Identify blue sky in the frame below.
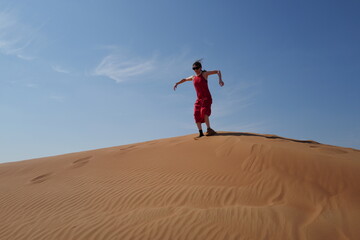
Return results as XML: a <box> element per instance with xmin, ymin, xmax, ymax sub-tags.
<box><xmin>1</xmin><ymin>0</ymin><xmax>359</xmax><ymax>163</ymax></box>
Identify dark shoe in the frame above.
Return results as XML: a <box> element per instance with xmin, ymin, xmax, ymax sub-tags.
<box><xmin>206</xmin><ymin>128</ymin><xmax>217</xmax><ymax>136</ymax></box>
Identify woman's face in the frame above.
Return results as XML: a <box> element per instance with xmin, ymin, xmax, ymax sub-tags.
<box><xmin>192</xmin><ymin>65</ymin><xmax>201</xmax><ymax>74</ymax></box>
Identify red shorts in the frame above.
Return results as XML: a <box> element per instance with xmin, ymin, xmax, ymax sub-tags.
<box><xmin>194</xmin><ymin>98</ymin><xmax>212</xmax><ymax>123</ymax></box>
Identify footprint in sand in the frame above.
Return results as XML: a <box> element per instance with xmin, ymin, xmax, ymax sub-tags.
<box><xmin>30</xmin><ymin>173</ymin><xmax>52</xmax><ymax>184</ymax></box>
<box><xmin>71</xmin><ymin>156</ymin><xmax>92</xmax><ymax>168</ymax></box>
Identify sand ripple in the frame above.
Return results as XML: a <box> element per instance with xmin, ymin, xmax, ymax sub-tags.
<box><xmin>0</xmin><ymin>132</ymin><xmax>359</xmax><ymax>239</ymax></box>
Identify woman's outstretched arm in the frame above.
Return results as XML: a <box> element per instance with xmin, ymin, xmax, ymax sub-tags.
<box><xmin>174</xmin><ymin>76</ymin><xmax>193</xmax><ymax>91</ymax></box>
<box><xmin>204</xmin><ymin>70</ymin><xmax>224</xmax><ymax>87</ymax></box>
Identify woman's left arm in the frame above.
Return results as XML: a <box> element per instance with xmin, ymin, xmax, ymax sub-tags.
<box><xmin>204</xmin><ymin>70</ymin><xmax>224</xmax><ymax>87</ymax></box>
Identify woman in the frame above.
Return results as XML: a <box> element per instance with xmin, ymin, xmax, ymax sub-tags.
<box><xmin>174</xmin><ymin>60</ymin><xmax>224</xmax><ymax>138</ymax></box>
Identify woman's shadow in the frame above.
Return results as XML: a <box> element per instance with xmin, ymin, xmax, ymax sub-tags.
<box><xmin>215</xmin><ymin>132</ymin><xmax>319</xmax><ymax>145</ymax></box>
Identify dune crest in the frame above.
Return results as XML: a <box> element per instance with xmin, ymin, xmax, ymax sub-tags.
<box><xmin>1</xmin><ymin>132</ymin><xmax>359</xmax><ymax>240</ymax></box>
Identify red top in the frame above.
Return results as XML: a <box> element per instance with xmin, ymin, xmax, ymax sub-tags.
<box><xmin>193</xmin><ymin>73</ymin><xmax>212</xmax><ymax>100</ymax></box>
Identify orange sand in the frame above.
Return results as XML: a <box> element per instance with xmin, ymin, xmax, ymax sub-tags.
<box><xmin>0</xmin><ymin>132</ymin><xmax>359</xmax><ymax>240</ymax></box>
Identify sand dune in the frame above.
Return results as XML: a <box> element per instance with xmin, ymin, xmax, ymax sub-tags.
<box><xmin>0</xmin><ymin>132</ymin><xmax>359</xmax><ymax>240</ymax></box>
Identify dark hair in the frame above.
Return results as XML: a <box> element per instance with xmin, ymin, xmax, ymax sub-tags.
<box><xmin>193</xmin><ymin>59</ymin><xmax>206</xmax><ymax>72</ymax></box>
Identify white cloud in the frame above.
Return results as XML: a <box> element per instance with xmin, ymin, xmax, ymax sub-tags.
<box><xmin>26</xmin><ymin>83</ymin><xmax>38</xmax><ymax>88</ymax></box>
<box><xmin>52</xmin><ymin>65</ymin><xmax>70</xmax><ymax>74</ymax></box>
<box><xmin>49</xmin><ymin>95</ymin><xmax>65</xmax><ymax>102</ymax></box>
<box><xmin>212</xmin><ymin>80</ymin><xmax>261</xmax><ymax>119</ymax></box>
<box><xmin>17</xmin><ymin>54</ymin><xmax>36</xmax><ymax>61</ymax></box>
<box><xmin>94</xmin><ymin>54</ymin><xmax>155</xmax><ymax>83</ymax></box>
<box><xmin>0</xmin><ymin>9</ymin><xmax>41</xmax><ymax>60</ymax></box>
<box><xmin>92</xmin><ymin>46</ymin><xmax>196</xmax><ymax>83</ymax></box>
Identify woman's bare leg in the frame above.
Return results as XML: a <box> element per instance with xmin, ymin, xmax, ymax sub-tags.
<box><xmin>204</xmin><ymin>115</ymin><xmax>210</xmax><ymax>129</ymax></box>
<box><xmin>204</xmin><ymin>115</ymin><xmax>216</xmax><ymax>136</ymax></box>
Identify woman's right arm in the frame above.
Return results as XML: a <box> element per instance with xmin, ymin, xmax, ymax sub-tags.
<box><xmin>174</xmin><ymin>76</ymin><xmax>193</xmax><ymax>91</ymax></box>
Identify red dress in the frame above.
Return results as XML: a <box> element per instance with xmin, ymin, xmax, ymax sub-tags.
<box><xmin>193</xmin><ymin>73</ymin><xmax>212</xmax><ymax>123</ymax></box>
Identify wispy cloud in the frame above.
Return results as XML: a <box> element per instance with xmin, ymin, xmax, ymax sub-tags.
<box><xmin>0</xmin><ymin>9</ymin><xmax>42</xmax><ymax>60</ymax></box>
<box><xmin>49</xmin><ymin>95</ymin><xmax>65</xmax><ymax>102</ymax></box>
<box><xmin>94</xmin><ymin>54</ymin><xmax>155</xmax><ymax>83</ymax></box>
<box><xmin>93</xmin><ymin>46</ymin><xmax>195</xmax><ymax>83</ymax></box>
<box><xmin>25</xmin><ymin>83</ymin><xmax>38</xmax><ymax>88</ymax></box>
<box><xmin>212</xmin><ymin>80</ymin><xmax>261</xmax><ymax>118</ymax></box>
<box><xmin>52</xmin><ymin>65</ymin><xmax>70</xmax><ymax>74</ymax></box>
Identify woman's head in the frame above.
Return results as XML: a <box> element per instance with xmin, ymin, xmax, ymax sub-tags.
<box><xmin>192</xmin><ymin>61</ymin><xmax>202</xmax><ymax>70</ymax></box>
<box><xmin>192</xmin><ymin>59</ymin><xmax>203</xmax><ymax>74</ymax></box>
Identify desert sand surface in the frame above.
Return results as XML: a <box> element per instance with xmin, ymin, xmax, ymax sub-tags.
<box><xmin>0</xmin><ymin>132</ymin><xmax>359</xmax><ymax>240</ymax></box>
